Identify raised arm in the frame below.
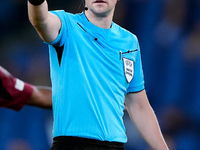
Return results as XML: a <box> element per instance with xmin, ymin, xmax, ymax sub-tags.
<box><xmin>125</xmin><ymin>90</ymin><xmax>169</xmax><ymax>150</ymax></box>
<box><xmin>28</xmin><ymin>0</ymin><xmax>61</xmax><ymax>43</ymax></box>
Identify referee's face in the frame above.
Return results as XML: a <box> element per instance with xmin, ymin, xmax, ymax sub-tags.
<box><xmin>85</xmin><ymin>0</ymin><xmax>118</xmax><ymax>17</ymax></box>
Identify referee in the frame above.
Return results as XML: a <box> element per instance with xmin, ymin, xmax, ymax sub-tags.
<box><xmin>27</xmin><ymin>0</ymin><xmax>169</xmax><ymax>150</ymax></box>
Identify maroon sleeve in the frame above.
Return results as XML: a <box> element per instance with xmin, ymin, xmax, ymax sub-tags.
<box><xmin>0</xmin><ymin>66</ymin><xmax>34</xmax><ymax>111</ymax></box>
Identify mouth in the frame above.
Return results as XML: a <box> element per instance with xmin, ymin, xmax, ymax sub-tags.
<box><xmin>94</xmin><ymin>0</ymin><xmax>106</xmax><ymax>3</ymax></box>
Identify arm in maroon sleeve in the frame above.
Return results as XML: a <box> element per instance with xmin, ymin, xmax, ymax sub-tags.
<box><xmin>27</xmin><ymin>85</ymin><xmax>52</xmax><ymax>109</ymax></box>
<box><xmin>0</xmin><ymin>66</ymin><xmax>52</xmax><ymax>111</ymax></box>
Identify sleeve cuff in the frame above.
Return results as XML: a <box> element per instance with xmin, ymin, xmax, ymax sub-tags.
<box><xmin>127</xmin><ymin>84</ymin><xmax>145</xmax><ymax>94</ymax></box>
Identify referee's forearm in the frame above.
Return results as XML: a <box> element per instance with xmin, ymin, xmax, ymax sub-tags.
<box><xmin>129</xmin><ymin>105</ymin><xmax>168</xmax><ymax>150</ymax></box>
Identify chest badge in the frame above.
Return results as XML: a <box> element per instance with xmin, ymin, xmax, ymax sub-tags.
<box><xmin>123</xmin><ymin>58</ymin><xmax>134</xmax><ymax>83</ymax></box>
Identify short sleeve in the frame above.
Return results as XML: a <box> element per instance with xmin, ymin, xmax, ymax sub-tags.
<box><xmin>127</xmin><ymin>38</ymin><xmax>145</xmax><ymax>93</ymax></box>
<box><xmin>45</xmin><ymin>10</ymin><xmax>70</xmax><ymax>47</ymax></box>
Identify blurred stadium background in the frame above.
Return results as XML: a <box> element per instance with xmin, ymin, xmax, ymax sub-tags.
<box><xmin>1</xmin><ymin>0</ymin><xmax>200</xmax><ymax>149</ymax></box>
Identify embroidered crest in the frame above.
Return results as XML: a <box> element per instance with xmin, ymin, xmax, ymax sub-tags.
<box><xmin>123</xmin><ymin>58</ymin><xmax>134</xmax><ymax>83</ymax></box>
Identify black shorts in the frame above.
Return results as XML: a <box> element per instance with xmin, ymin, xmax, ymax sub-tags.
<box><xmin>50</xmin><ymin>136</ymin><xmax>124</xmax><ymax>150</ymax></box>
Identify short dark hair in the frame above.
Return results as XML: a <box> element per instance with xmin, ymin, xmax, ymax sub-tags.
<box><xmin>78</xmin><ymin>0</ymin><xmax>85</xmax><ymax>10</ymax></box>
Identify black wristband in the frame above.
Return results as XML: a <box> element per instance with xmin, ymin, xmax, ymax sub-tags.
<box><xmin>28</xmin><ymin>0</ymin><xmax>45</xmax><ymax>6</ymax></box>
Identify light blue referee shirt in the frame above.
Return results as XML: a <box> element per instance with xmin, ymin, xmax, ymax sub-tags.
<box><xmin>47</xmin><ymin>10</ymin><xmax>145</xmax><ymax>143</ymax></box>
